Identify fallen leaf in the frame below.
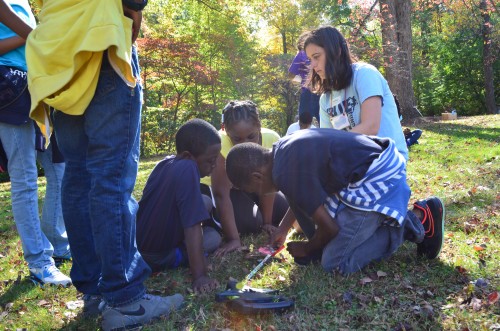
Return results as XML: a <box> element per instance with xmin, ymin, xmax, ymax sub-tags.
<box><xmin>63</xmin><ymin>311</ymin><xmax>77</xmax><ymax>319</ymax></box>
<box><xmin>421</xmin><ymin>302</ymin><xmax>434</xmax><ymax>317</ymax></box>
<box><xmin>488</xmin><ymin>291</ymin><xmax>499</xmax><ymax>305</ymax></box>
<box><xmin>412</xmin><ymin>305</ymin><xmax>421</xmax><ymax>314</ymax></box>
<box><xmin>37</xmin><ymin>300</ymin><xmax>50</xmax><ymax>307</ymax></box>
<box><xmin>441</xmin><ymin>303</ymin><xmax>455</xmax><ymax>310</ymax></box>
<box><xmin>359</xmin><ymin>277</ymin><xmax>373</xmax><ymax>285</ymax></box>
<box><xmin>471</xmin><ymin>297</ymin><xmax>482</xmax><ymax>311</ymax></box>
<box><xmin>66</xmin><ymin>300</ymin><xmax>83</xmax><ymax>310</ymax></box>
<box><xmin>473</xmin><ymin>245</ymin><xmax>484</xmax><ymax>251</ymax></box>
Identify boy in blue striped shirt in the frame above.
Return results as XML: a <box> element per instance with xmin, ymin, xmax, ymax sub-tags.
<box><xmin>225</xmin><ymin>129</ymin><xmax>444</xmax><ymax>274</ymax></box>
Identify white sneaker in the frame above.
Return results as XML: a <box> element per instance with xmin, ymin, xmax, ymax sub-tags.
<box><xmin>29</xmin><ymin>264</ymin><xmax>72</xmax><ymax>287</ymax></box>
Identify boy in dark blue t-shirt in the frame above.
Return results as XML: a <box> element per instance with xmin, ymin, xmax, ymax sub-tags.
<box><xmin>137</xmin><ymin>119</ymin><xmax>222</xmax><ymax>293</ymax></box>
<box><xmin>225</xmin><ymin>129</ymin><xmax>445</xmax><ymax>274</ymax></box>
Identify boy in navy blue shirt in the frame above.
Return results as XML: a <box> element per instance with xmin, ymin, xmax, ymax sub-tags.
<box><xmin>137</xmin><ymin>119</ymin><xmax>222</xmax><ymax>293</ymax></box>
<box><xmin>225</xmin><ymin>129</ymin><xmax>445</xmax><ymax>274</ymax></box>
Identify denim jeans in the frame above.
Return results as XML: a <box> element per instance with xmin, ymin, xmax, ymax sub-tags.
<box><xmin>290</xmin><ymin>201</ymin><xmax>424</xmax><ymax>274</ymax></box>
<box><xmin>141</xmin><ymin>226</ymin><xmax>222</xmax><ymax>273</ymax></box>
<box><xmin>52</xmin><ymin>47</ymin><xmax>150</xmax><ymax>306</ymax></box>
<box><xmin>37</xmin><ymin>143</ymin><xmax>70</xmax><ymax>258</ymax></box>
<box><xmin>0</xmin><ymin>121</ymin><xmax>54</xmax><ymax>269</ymax></box>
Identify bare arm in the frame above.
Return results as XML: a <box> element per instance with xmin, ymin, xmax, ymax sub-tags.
<box><xmin>349</xmin><ymin>96</ymin><xmax>382</xmax><ymax>135</ymax></box>
<box><xmin>0</xmin><ymin>35</ymin><xmax>24</xmax><ymax>55</ymax></box>
<box><xmin>184</xmin><ymin>224</ymin><xmax>219</xmax><ymax>293</ymax></box>
<box><xmin>122</xmin><ymin>7</ymin><xmax>142</xmax><ymax>42</ymax></box>
<box><xmin>258</xmin><ymin>192</ymin><xmax>275</xmax><ymax>227</ymax></box>
<box><xmin>0</xmin><ymin>1</ymin><xmax>32</xmax><ymax>39</ymax></box>
<box><xmin>269</xmin><ymin>207</ymin><xmax>296</xmax><ymax>247</ymax></box>
<box><xmin>211</xmin><ymin>154</ymin><xmax>241</xmax><ymax>255</ymax></box>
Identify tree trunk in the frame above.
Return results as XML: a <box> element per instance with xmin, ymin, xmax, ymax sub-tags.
<box><xmin>380</xmin><ymin>0</ymin><xmax>419</xmax><ymax>120</ymax></box>
<box><xmin>480</xmin><ymin>0</ymin><xmax>497</xmax><ymax>114</ymax></box>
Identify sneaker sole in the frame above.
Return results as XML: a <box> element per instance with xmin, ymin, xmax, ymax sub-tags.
<box><xmin>104</xmin><ymin>315</ymin><xmax>166</xmax><ymax>331</ymax></box>
<box><xmin>424</xmin><ymin>196</ymin><xmax>445</xmax><ymax>259</ymax></box>
<box><xmin>433</xmin><ymin>196</ymin><xmax>445</xmax><ymax>258</ymax></box>
<box><xmin>29</xmin><ymin>274</ymin><xmax>72</xmax><ymax>288</ymax></box>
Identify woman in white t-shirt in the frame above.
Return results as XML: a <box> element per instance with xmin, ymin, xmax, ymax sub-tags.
<box><xmin>302</xmin><ymin>26</ymin><xmax>408</xmax><ymax>160</ymax></box>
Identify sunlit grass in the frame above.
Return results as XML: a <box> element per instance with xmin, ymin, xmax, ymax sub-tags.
<box><xmin>0</xmin><ymin>115</ymin><xmax>498</xmax><ymax>330</ymax></box>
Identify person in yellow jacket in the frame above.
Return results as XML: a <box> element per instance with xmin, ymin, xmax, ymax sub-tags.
<box><xmin>25</xmin><ymin>1</ymin><xmax>183</xmax><ymax>330</ymax></box>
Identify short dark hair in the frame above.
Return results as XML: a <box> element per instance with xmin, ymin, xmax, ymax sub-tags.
<box><xmin>225</xmin><ymin>142</ymin><xmax>269</xmax><ymax>189</ymax></box>
<box><xmin>303</xmin><ymin>26</ymin><xmax>355</xmax><ymax>93</ymax></box>
<box><xmin>298</xmin><ymin>111</ymin><xmax>313</xmax><ymax>125</ymax></box>
<box><xmin>296</xmin><ymin>31</ymin><xmax>308</xmax><ymax>51</ymax></box>
<box><xmin>221</xmin><ymin>100</ymin><xmax>261</xmax><ymax>131</ymax></box>
<box><xmin>176</xmin><ymin>119</ymin><xmax>221</xmax><ymax>157</ymax></box>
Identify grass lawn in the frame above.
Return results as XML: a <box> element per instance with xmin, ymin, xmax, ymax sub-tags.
<box><xmin>0</xmin><ymin>115</ymin><xmax>499</xmax><ymax>330</ymax></box>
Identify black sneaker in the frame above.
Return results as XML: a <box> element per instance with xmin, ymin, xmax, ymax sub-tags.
<box><xmin>101</xmin><ymin>293</ymin><xmax>184</xmax><ymax>331</ymax></box>
<box><xmin>293</xmin><ymin>250</ymin><xmax>322</xmax><ymax>266</ymax></box>
<box><xmin>413</xmin><ymin>197</ymin><xmax>445</xmax><ymax>259</ymax></box>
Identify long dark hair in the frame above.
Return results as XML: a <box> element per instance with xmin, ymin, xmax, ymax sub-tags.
<box><xmin>303</xmin><ymin>26</ymin><xmax>355</xmax><ymax>93</ymax></box>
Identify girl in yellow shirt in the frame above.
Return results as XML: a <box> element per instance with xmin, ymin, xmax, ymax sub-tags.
<box><xmin>203</xmin><ymin>100</ymin><xmax>288</xmax><ymax>255</ymax></box>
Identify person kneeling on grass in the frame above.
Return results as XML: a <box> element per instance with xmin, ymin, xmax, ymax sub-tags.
<box><xmin>136</xmin><ymin>119</ymin><xmax>222</xmax><ymax>293</ymax></box>
<box><xmin>225</xmin><ymin>129</ymin><xmax>445</xmax><ymax>274</ymax></box>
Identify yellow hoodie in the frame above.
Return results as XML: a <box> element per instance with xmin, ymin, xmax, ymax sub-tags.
<box><xmin>26</xmin><ymin>0</ymin><xmax>136</xmax><ymax>124</ymax></box>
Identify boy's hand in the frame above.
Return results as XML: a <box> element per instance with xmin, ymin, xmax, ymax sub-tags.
<box><xmin>192</xmin><ymin>275</ymin><xmax>219</xmax><ymax>294</ymax></box>
<box><xmin>213</xmin><ymin>239</ymin><xmax>241</xmax><ymax>256</ymax></box>
<box><xmin>268</xmin><ymin>226</ymin><xmax>287</xmax><ymax>248</ymax></box>
<box><xmin>262</xmin><ymin>224</ymin><xmax>278</xmax><ymax>235</ymax></box>
<box><xmin>286</xmin><ymin>241</ymin><xmax>309</xmax><ymax>258</ymax></box>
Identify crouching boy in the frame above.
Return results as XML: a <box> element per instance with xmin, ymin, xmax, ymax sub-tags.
<box><xmin>225</xmin><ymin>129</ymin><xmax>444</xmax><ymax>274</ymax></box>
<box><xmin>137</xmin><ymin>119</ymin><xmax>222</xmax><ymax>293</ymax></box>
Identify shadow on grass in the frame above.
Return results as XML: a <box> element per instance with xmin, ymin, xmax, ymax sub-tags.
<box><xmin>282</xmin><ymin>246</ymin><xmax>461</xmax><ymax>330</ymax></box>
<box><xmin>0</xmin><ymin>277</ymin><xmax>39</xmax><ymax>306</ymax></box>
<box><xmin>414</xmin><ymin>119</ymin><xmax>500</xmax><ymax>143</ymax></box>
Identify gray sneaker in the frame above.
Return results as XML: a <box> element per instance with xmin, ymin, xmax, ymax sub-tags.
<box><xmin>101</xmin><ymin>293</ymin><xmax>184</xmax><ymax>331</ymax></box>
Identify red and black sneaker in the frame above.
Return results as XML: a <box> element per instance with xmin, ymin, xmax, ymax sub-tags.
<box><xmin>413</xmin><ymin>197</ymin><xmax>445</xmax><ymax>259</ymax></box>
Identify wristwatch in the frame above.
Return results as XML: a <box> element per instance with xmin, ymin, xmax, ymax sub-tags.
<box><xmin>122</xmin><ymin>0</ymin><xmax>148</xmax><ymax>11</ymax></box>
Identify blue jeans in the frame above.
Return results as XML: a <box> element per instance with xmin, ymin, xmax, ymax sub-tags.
<box><xmin>290</xmin><ymin>202</ymin><xmax>424</xmax><ymax>274</ymax></box>
<box><xmin>52</xmin><ymin>47</ymin><xmax>150</xmax><ymax>306</ymax></box>
<box><xmin>38</xmin><ymin>144</ymin><xmax>70</xmax><ymax>258</ymax></box>
<box><xmin>0</xmin><ymin>121</ymin><xmax>54</xmax><ymax>269</ymax></box>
